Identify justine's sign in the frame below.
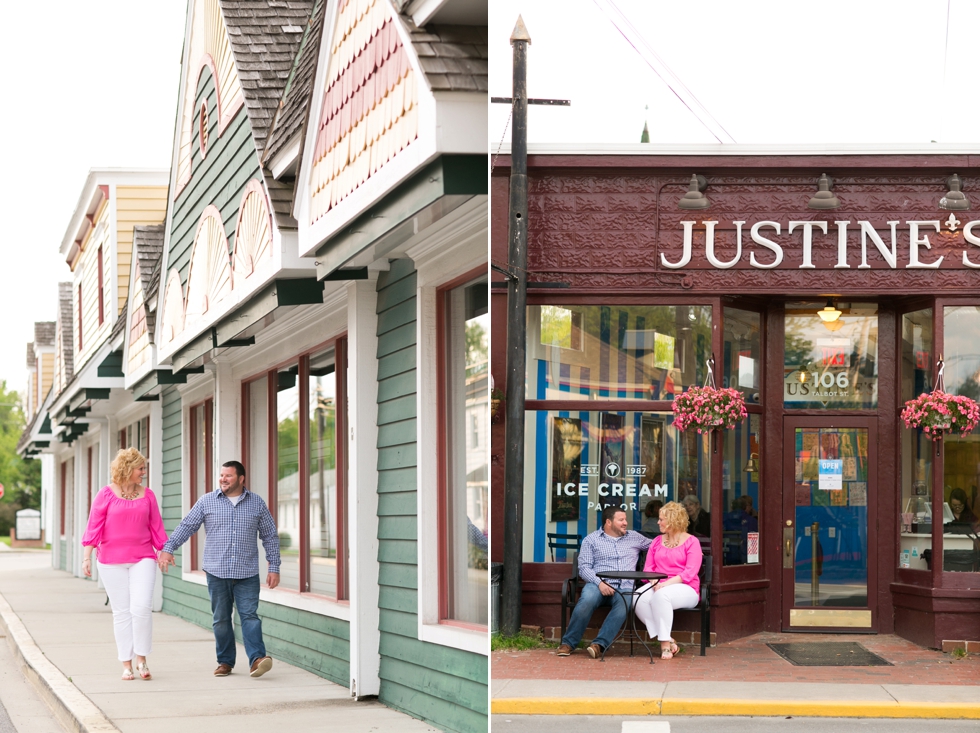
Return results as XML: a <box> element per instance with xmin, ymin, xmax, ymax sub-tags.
<box><xmin>661</xmin><ymin>218</ymin><xmax>980</xmax><ymax>270</ymax></box>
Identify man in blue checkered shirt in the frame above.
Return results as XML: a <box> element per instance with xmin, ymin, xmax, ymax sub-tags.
<box><xmin>557</xmin><ymin>505</ymin><xmax>651</xmax><ymax>659</ymax></box>
<box><xmin>158</xmin><ymin>460</ymin><xmax>280</xmax><ymax>678</ymax></box>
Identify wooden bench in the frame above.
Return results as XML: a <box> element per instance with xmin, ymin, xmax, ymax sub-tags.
<box><xmin>560</xmin><ymin>542</ymin><xmax>712</xmax><ymax>656</ymax></box>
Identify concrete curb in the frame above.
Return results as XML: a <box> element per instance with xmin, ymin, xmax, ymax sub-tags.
<box><xmin>0</xmin><ymin>592</ymin><xmax>120</xmax><ymax>733</ymax></box>
<box><xmin>491</xmin><ymin>697</ymin><xmax>980</xmax><ymax>720</ymax></box>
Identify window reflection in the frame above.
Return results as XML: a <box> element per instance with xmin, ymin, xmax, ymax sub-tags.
<box><xmin>277</xmin><ymin>366</ymin><xmax>300</xmax><ymax>591</ymax></box>
<box><xmin>308</xmin><ymin>349</ymin><xmax>339</xmax><ymax>597</ymax></box>
<box><xmin>722</xmin><ymin>413</ymin><xmax>761</xmax><ymax>566</ymax></box>
<box><xmin>523</xmin><ymin>409</ymin><xmax>710</xmax><ymax>563</ymax></box>
<box><xmin>784</xmin><ymin>302</ymin><xmax>878</xmax><ymax>409</ymax></box>
<box><xmin>527</xmin><ymin>305</ymin><xmax>712</xmax><ymax>401</ymax></box>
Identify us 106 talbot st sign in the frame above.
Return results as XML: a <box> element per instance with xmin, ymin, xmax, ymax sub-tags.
<box><xmin>660</xmin><ymin>217</ymin><xmax>980</xmax><ymax>270</ymax></box>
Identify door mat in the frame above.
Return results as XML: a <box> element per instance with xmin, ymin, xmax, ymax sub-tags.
<box><xmin>767</xmin><ymin>642</ymin><xmax>893</xmax><ymax>666</ymax></box>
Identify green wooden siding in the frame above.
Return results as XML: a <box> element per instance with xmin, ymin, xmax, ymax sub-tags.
<box><xmin>375</xmin><ymin>259</ymin><xmax>488</xmax><ymax>733</ymax></box>
<box><xmin>168</xmin><ymin>66</ymin><xmax>260</xmax><ymax>287</ymax></box>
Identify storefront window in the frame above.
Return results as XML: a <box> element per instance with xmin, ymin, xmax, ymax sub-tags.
<box><xmin>308</xmin><ymin>348</ymin><xmax>344</xmax><ymax>598</ymax></box>
<box><xmin>527</xmin><ymin>305</ymin><xmax>712</xmax><ymax>401</ymax></box>
<box><xmin>189</xmin><ymin>399</ymin><xmax>212</xmax><ymax>572</ymax></box>
<box><xmin>248</xmin><ymin>343</ymin><xmax>349</xmax><ymax>598</ymax></box>
<box><xmin>245</xmin><ymin>376</ymin><xmax>270</xmax><ymax>580</ymax></box>
<box><xmin>783</xmin><ymin>302</ymin><xmax>878</xmax><ymax>409</ymax></box>
<box><xmin>523</xmin><ymin>409</ymin><xmax>710</xmax><ymax>562</ymax></box>
<box><xmin>722</xmin><ymin>413</ymin><xmax>760</xmax><ymax>566</ymax></box>
<box><xmin>899</xmin><ymin>309</ymin><xmax>933</xmax><ymax>571</ymax></box>
<box><xmin>443</xmin><ymin>276</ymin><xmax>488</xmax><ymax>625</ymax></box>
<box><xmin>276</xmin><ymin>365</ymin><xmax>300</xmax><ymax>591</ymax></box>
<box><xmin>723</xmin><ymin>308</ymin><xmax>761</xmax><ymax>405</ymax></box>
<box><xmin>940</xmin><ymin>306</ymin><xmax>980</xmax><ymax>573</ymax></box>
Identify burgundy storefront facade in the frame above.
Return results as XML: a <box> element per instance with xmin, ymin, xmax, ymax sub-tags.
<box><xmin>491</xmin><ymin>146</ymin><xmax>980</xmax><ymax>649</ymax></box>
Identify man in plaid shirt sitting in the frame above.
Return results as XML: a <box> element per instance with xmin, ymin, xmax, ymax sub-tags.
<box><xmin>557</xmin><ymin>505</ymin><xmax>652</xmax><ymax>658</ymax></box>
<box><xmin>158</xmin><ymin>460</ymin><xmax>280</xmax><ymax>678</ymax></box>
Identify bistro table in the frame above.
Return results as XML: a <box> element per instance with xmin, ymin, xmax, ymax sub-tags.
<box><xmin>595</xmin><ymin>570</ymin><xmax>667</xmax><ymax>663</ymax></box>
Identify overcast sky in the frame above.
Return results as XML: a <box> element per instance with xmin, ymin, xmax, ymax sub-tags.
<box><xmin>0</xmin><ymin>2</ymin><xmax>185</xmax><ymax>397</ymax></box>
<box><xmin>6</xmin><ymin>1</ymin><xmax>980</xmax><ymax>397</ymax></box>
<box><xmin>489</xmin><ymin>0</ymin><xmax>980</xmax><ymax>147</ymax></box>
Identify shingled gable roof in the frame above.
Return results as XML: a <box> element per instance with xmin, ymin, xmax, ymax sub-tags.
<box><xmin>219</xmin><ymin>0</ymin><xmax>316</xmax><ymax>230</ymax></box>
<box><xmin>58</xmin><ymin>282</ymin><xmax>74</xmax><ymax>382</ymax></box>
<box><xmin>129</xmin><ymin>224</ymin><xmax>166</xmax><ymax>345</ymax></box>
<box><xmin>25</xmin><ymin>343</ymin><xmax>34</xmax><ymax>370</ymax></box>
<box><xmin>396</xmin><ymin>18</ymin><xmax>488</xmax><ymax>93</ymax></box>
<box><xmin>34</xmin><ymin>322</ymin><xmax>56</xmax><ymax>347</ymax></box>
<box><xmin>262</xmin><ymin>0</ymin><xmax>326</xmax><ymax>168</ymax></box>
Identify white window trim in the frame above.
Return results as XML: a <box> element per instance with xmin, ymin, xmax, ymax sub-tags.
<box><xmin>410</xmin><ymin>201</ymin><xmax>489</xmax><ymax>656</ymax></box>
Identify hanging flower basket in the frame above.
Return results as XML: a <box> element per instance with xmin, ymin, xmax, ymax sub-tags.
<box><xmin>672</xmin><ymin>386</ymin><xmax>747</xmax><ymax>433</ymax></box>
<box><xmin>901</xmin><ymin>390</ymin><xmax>980</xmax><ymax>439</ymax></box>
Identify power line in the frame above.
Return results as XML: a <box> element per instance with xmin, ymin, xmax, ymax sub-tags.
<box><xmin>592</xmin><ymin>0</ymin><xmax>736</xmax><ymax>144</ymax></box>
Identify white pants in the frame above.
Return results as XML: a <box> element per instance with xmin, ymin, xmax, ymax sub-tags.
<box><xmin>634</xmin><ymin>583</ymin><xmax>699</xmax><ymax>642</ymax></box>
<box><xmin>97</xmin><ymin>558</ymin><xmax>157</xmax><ymax>661</ymax></box>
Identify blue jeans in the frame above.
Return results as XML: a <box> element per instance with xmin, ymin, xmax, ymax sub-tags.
<box><xmin>205</xmin><ymin>573</ymin><xmax>266</xmax><ymax>667</ymax></box>
<box><xmin>561</xmin><ymin>581</ymin><xmax>633</xmax><ymax>650</ymax></box>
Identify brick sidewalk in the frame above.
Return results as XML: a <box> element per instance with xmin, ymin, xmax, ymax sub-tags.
<box><xmin>493</xmin><ymin>632</ymin><xmax>980</xmax><ymax>684</ymax></box>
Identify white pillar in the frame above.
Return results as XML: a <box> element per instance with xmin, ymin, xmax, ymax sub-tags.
<box><xmin>213</xmin><ymin>359</ymin><xmax>239</xmax><ymax>479</ymax></box>
<box><xmin>41</xmin><ymin>453</ymin><xmax>54</xmax><ymax>565</ymax></box>
<box><xmin>347</xmin><ymin>277</ymin><xmax>381</xmax><ymax>699</ymax></box>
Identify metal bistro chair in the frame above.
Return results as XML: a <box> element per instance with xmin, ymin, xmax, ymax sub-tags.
<box><xmin>547</xmin><ymin>533</ymin><xmax>582</xmax><ymax>562</ymax></box>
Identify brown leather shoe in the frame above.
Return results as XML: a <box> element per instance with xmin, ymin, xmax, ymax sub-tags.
<box><xmin>249</xmin><ymin>656</ymin><xmax>273</xmax><ymax>678</ymax></box>
<box><xmin>214</xmin><ymin>664</ymin><xmax>232</xmax><ymax>677</ymax></box>
<box><xmin>586</xmin><ymin>643</ymin><xmax>603</xmax><ymax>659</ymax></box>
<box><xmin>556</xmin><ymin>644</ymin><xmax>573</xmax><ymax>656</ymax></box>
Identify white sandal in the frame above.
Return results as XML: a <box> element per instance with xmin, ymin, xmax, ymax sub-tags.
<box><xmin>121</xmin><ymin>667</ymin><xmax>134</xmax><ymax>680</ymax></box>
<box><xmin>136</xmin><ymin>662</ymin><xmax>151</xmax><ymax>680</ymax></box>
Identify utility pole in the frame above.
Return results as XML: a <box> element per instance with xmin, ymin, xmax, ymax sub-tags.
<box><xmin>495</xmin><ymin>17</ymin><xmax>569</xmax><ymax>637</ymax></box>
<box><xmin>501</xmin><ymin>15</ymin><xmax>530</xmax><ymax>639</ymax></box>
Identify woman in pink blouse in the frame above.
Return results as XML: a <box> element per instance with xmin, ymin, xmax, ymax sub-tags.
<box><xmin>633</xmin><ymin>501</ymin><xmax>703</xmax><ymax>659</ymax></box>
<box><xmin>82</xmin><ymin>448</ymin><xmax>168</xmax><ymax>681</ymax></box>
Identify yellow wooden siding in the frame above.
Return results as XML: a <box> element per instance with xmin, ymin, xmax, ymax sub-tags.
<box><xmin>55</xmin><ymin>324</ymin><xmax>66</xmax><ymax>395</ymax></box>
<box><xmin>115</xmin><ymin>186</ymin><xmax>167</xmax><ymax>314</ymax></box>
<box><xmin>128</xmin><ymin>274</ymin><xmax>150</xmax><ymax>372</ymax></box>
<box><xmin>75</xmin><ymin>208</ymin><xmax>112</xmax><ymax>371</ymax></box>
<box><xmin>41</xmin><ymin>352</ymin><xmax>54</xmax><ymax>405</ymax></box>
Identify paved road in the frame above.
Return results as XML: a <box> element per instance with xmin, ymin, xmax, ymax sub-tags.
<box><xmin>492</xmin><ymin>716</ymin><xmax>980</xmax><ymax>732</ymax></box>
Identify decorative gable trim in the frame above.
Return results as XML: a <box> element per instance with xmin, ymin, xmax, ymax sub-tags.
<box><xmin>185</xmin><ymin>205</ymin><xmax>233</xmax><ymax>324</ymax></box>
<box><xmin>309</xmin><ymin>0</ymin><xmax>418</xmax><ymax>226</ymax></box>
<box><xmin>232</xmin><ymin>179</ymin><xmax>274</xmax><ymax>286</ymax></box>
<box><xmin>161</xmin><ymin>270</ymin><xmax>186</xmax><ymax>345</ymax></box>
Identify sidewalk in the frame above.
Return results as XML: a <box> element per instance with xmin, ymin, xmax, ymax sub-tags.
<box><xmin>492</xmin><ymin>627</ymin><xmax>980</xmax><ymax>719</ymax></box>
<box><xmin>0</xmin><ymin>552</ymin><xmax>437</xmax><ymax>733</ymax></box>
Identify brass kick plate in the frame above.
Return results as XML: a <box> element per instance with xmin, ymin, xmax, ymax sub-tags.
<box><xmin>789</xmin><ymin>609</ymin><xmax>872</xmax><ymax>628</ymax></box>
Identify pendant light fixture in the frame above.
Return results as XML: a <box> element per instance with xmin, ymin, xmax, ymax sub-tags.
<box><xmin>817</xmin><ymin>300</ymin><xmax>842</xmax><ymax>323</ymax></box>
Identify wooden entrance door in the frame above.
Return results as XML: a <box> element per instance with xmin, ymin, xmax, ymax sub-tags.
<box><xmin>781</xmin><ymin>416</ymin><xmax>877</xmax><ymax>631</ymax></box>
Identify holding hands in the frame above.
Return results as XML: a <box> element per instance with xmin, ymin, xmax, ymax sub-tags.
<box><xmin>157</xmin><ymin>552</ymin><xmax>175</xmax><ymax>573</ymax></box>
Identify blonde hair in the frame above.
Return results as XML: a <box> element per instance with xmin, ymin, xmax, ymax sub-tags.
<box><xmin>659</xmin><ymin>501</ymin><xmax>689</xmax><ymax>534</ymax></box>
<box><xmin>111</xmin><ymin>448</ymin><xmax>146</xmax><ymax>486</ymax></box>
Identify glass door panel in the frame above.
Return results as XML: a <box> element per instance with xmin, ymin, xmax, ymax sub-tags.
<box><xmin>783</xmin><ymin>416</ymin><xmax>876</xmax><ymax>630</ymax></box>
<box><xmin>792</xmin><ymin>426</ymin><xmax>869</xmax><ymax>607</ymax></box>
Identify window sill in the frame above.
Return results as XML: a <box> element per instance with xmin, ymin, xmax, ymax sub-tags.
<box><xmin>419</xmin><ymin>620</ymin><xmax>488</xmax><ymax>656</ymax></box>
<box><xmin>179</xmin><ymin>569</ymin><xmax>351</xmax><ymax>621</ymax></box>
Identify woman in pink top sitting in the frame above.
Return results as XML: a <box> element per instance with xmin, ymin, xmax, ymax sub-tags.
<box><xmin>81</xmin><ymin>448</ymin><xmax>168</xmax><ymax>681</ymax></box>
<box><xmin>633</xmin><ymin>500</ymin><xmax>703</xmax><ymax>659</ymax></box>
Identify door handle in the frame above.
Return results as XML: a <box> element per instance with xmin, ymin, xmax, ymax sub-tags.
<box><xmin>783</xmin><ymin>526</ymin><xmax>795</xmax><ymax>568</ymax></box>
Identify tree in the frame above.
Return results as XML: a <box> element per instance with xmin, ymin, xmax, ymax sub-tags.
<box><xmin>0</xmin><ymin>381</ymin><xmax>41</xmax><ymax>535</ymax></box>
